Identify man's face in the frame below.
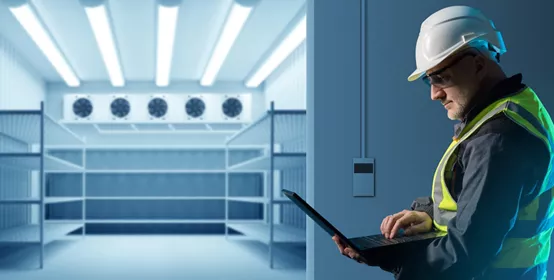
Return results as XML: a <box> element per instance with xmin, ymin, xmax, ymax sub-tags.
<box><xmin>423</xmin><ymin>50</ymin><xmax>483</xmax><ymax>120</ymax></box>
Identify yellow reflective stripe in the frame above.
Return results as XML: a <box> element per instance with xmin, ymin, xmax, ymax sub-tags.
<box><xmin>492</xmin><ymin>228</ymin><xmax>553</xmax><ymax>269</ymax></box>
<box><xmin>432</xmin><ymin>140</ymin><xmax>459</xmax><ymax>230</ymax></box>
<box><xmin>458</xmin><ymin>98</ymin><xmax>509</xmax><ymax>138</ymax></box>
<box><xmin>434</xmin><ymin>223</ymin><xmax>448</xmax><ymax>232</ymax></box>
<box><xmin>438</xmin><ymin>193</ymin><xmax>457</xmax><ymax>210</ymax></box>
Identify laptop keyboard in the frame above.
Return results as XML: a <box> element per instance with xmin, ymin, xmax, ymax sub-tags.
<box><xmin>355</xmin><ymin>232</ymin><xmax>440</xmax><ymax>250</ymax></box>
<box><xmin>359</xmin><ymin>235</ymin><xmax>401</xmax><ymax>247</ymax></box>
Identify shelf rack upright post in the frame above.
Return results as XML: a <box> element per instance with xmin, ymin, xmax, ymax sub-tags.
<box><xmin>0</xmin><ymin>101</ymin><xmax>86</xmax><ymax>269</ymax></box>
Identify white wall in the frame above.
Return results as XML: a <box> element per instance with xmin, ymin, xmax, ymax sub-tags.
<box><xmin>264</xmin><ymin>41</ymin><xmax>306</xmax><ymax>110</ymax></box>
<box><xmin>0</xmin><ymin>35</ymin><xmax>45</xmax><ymax>110</ymax></box>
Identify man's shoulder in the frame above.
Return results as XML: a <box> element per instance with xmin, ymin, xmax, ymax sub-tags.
<box><xmin>472</xmin><ymin>112</ymin><xmax>540</xmax><ymax>139</ymax></box>
<box><xmin>464</xmin><ymin>113</ymin><xmax>547</xmax><ymax>156</ymax></box>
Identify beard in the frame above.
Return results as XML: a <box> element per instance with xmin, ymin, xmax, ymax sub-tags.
<box><xmin>447</xmin><ymin>90</ymin><xmax>472</xmax><ymax>121</ymax></box>
<box><xmin>448</xmin><ymin>102</ymin><xmax>467</xmax><ymax>120</ymax></box>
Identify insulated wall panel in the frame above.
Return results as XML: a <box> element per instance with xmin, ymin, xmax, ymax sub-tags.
<box><xmin>0</xmin><ymin>36</ymin><xmax>45</xmax><ymax>110</ymax></box>
<box><xmin>264</xmin><ymin>41</ymin><xmax>306</xmax><ymax>110</ymax></box>
<box><xmin>0</xmin><ymin>120</ymin><xmax>32</xmax><ymax>232</ymax></box>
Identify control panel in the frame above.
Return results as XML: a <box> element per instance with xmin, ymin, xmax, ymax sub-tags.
<box><xmin>353</xmin><ymin>158</ymin><xmax>375</xmax><ymax>197</ymax></box>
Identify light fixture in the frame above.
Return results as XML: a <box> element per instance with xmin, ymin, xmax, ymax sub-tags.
<box><xmin>245</xmin><ymin>14</ymin><xmax>306</xmax><ymax>88</ymax></box>
<box><xmin>200</xmin><ymin>1</ymin><xmax>255</xmax><ymax>87</ymax></box>
<box><xmin>83</xmin><ymin>1</ymin><xmax>125</xmax><ymax>87</ymax></box>
<box><xmin>155</xmin><ymin>2</ymin><xmax>180</xmax><ymax>87</ymax></box>
<box><xmin>8</xmin><ymin>1</ymin><xmax>80</xmax><ymax>87</ymax></box>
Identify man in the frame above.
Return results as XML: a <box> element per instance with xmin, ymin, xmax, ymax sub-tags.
<box><xmin>333</xmin><ymin>5</ymin><xmax>554</xmax><ymax>280</ymax></box>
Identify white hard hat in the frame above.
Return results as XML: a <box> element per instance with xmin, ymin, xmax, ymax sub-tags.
<box><xmin>407</xmin><ymin>6</ymin><xmax>507</xmax><ymax>82</ymax></box>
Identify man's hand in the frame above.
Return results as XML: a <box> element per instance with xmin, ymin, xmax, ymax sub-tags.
<box><xmin>332</xmin><ymin>235</ymin><xmax>369</xmax><ymax>265</ymax></box>
<box><xmin>380</xmin><ymin>210</ymin><xmax>433</xmax><ymax>239</ymax></box>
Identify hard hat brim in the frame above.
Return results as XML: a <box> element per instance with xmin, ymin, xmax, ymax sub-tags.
<box><xmin>407</xmin><ymin>69</ymin><xmax>425</xmax><ymax>82</ymax></box>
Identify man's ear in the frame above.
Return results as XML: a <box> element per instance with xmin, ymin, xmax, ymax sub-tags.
<box><xmin>475</xmin><ymin>55</ymin><xmax>486</xmax><ymax>77</ymax></box>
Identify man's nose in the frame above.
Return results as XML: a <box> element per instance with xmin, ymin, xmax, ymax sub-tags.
<box><xmin>430</xmin><ymin>85</ymin><xmax>445</xmax><ymax>101</ymax></box>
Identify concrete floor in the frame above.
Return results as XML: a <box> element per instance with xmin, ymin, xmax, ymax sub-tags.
<box><xmin>0</xmin><ymin>235</ymin><xmax>306</xmax><ymax>280</ymax></box>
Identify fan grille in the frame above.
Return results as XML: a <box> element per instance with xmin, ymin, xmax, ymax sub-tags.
<box><xmin>148</xmin><ymin>97</ymin><xmax>168</xmax><ymax>118</ymax></box>
<box><xmin>186</xmin><ymin>97</ymin><xmax>206</xmax><ymax>118</ymax></box>
<box><xmin>222</xmin><ymin>97</ymin><xmax>242</xmax><ymax>118</ymax></box>
<box><xmin>72</xmin><ymin>98</ymin><xmax>93</xmax><ymax>118</ymax></box>
<box><xmin>111</xmin><ymin>98</ymin><xmax>130</xmax><ymax>118</ymax></box>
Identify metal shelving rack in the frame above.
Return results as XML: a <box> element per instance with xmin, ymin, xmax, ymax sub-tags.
<box><xmin>224</xmin><ymin>101</ymin><xmax>306</xmax><ymax>269</ymax></box>
<box><xmin>44</xmin><ymin>146</ymin><xmax>264</xmax><ymax>226</ymax></box>
<box><xmin>0</xmin><ymin>102</ymin><xmax>86</xmax><ymax>269</ymax></box>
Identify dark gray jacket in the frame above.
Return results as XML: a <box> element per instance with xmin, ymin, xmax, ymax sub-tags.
<box><xmin>386</xmin><ymin>74</ymin><xmax>550</xmax><ymax>280</ymax></box>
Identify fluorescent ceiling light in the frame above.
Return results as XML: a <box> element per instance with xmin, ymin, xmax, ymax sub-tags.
<box><xmin>9</xmin><ymin>4</ymin><xmax>80</xmax><ymax>87</ymax></box>
<box><xmin>156</xmin><ymin>5</ymin><xmax>180</xmax><ymax>87</ymax></box>
<box><xmin>84</xmin><ymin>4</ymin><xmax>124</xmax><ymax>87</ymax></box>
<box><xmin>200</xmin><ymin>3</ymin><xmax>253</xmax><ymax>87</ymax></box>
<box><xmin>245</xmin><ymin>14</ymin><xmax>306</xmax><ymax>88</ymax></box>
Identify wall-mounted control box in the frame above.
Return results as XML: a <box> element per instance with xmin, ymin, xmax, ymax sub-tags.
<box><xmin>353</xmin><ymin>158</ymin><xmax>375</xmax><ymax>197</ymax></box>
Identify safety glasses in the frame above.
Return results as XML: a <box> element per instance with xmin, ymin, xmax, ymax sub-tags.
<box><xmin>422</xmin><ymin>52</ymin><xmax>476</xmax><ymax>88</ymax></box>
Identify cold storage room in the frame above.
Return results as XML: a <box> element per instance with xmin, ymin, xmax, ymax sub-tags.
<box><xmin>0</xmin><ymin>0</ymin><xmax>307</xmax><ymax>279</ymax></box>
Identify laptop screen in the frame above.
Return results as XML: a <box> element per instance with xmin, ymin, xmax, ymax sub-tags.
<box><xmin>282</xmin><ymin>189</ymin><xmax>359</xmax><ymax>250</ymax></box>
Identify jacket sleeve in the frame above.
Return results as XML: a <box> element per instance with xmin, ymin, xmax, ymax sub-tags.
<box><xmin>410</xmin><ymin>196</ymin><xmax>434</xmax><ymax>220</ymax></box>
<box><xmin>394</xmin><ymin>130</ymin><xmax>549</xmax><ymax>280</ymax></box>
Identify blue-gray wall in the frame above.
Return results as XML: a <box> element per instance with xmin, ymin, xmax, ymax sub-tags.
<box><xmin>307</xmin><ymin>0</ymin><xmax>554</xmax><ymax>279</ymax></box>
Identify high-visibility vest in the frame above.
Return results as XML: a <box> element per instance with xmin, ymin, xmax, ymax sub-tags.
<box><xmin>431</xmin><ymin>86</ymin><xmax>554</xmax><ymax>277</ymax></box>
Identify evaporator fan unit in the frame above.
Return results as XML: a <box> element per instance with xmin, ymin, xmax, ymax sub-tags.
<box><xmin>72</xmin><ymin>97</ymin><xmax>93</xmax><ymax>119</ymax></box>
<box><xmin>110</xmin><ymin>96</ymin><xmax>131</xmax><ymax>119</ymax></box>
<box><xmin>148</xmin><ymin>97</ymin><xmax>168</xmax><ymax>119</ymax></box>
<box><xmin>185</xmin><ymin>97</ymin><xmax>206</xmax><ymax>119</ymax></box>
<box><xmin>222</xmin><ymin>97</ymin><xmax>243</xmax><ymax>119</ymax></box>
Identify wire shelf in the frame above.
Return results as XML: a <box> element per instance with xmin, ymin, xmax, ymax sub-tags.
<box><xmin>0</xmin><ymin>153</ymin><xmax>84</xmax><ymax>171</ymax></box>
<box><xmin>224</xmin><ymin>102</ymin><xmax>307</xmax><ymax>269</ymax></box>
<box><xmin>0</xmin><ymin>223</ymin><xmax>83</xmax><ymax>244</ymax></box>
<box><xmin>227</xmin><ymin>197</ymin><xmax>291</xmax><ymax>204</ymax></box>
<box><xmin>227</xmin><ymin>222</ymin><xmax>306</xmax><ymax>244</ymax></box>
<box><xmin>0</xmin><ymin>197</ymin><xmax>83</xmax><ymax>204</ymax></box>
<box><xmin>0</xmin><ymin>102</ymin><xmax>86</xmax><ymax>269</ymax></box>
<box><xmin>0</xmin><ymin>111</ymin><xmax>84</xmax><ymax>146</ymax></box>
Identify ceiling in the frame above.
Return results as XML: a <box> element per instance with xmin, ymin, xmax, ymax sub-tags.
<box><xmin>0</xmin><ymin>0</ymin><xmax>306</xmax><ymax>86</ymax></box>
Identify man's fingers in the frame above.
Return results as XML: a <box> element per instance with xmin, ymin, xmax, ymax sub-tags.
<box><xmin>404</xmin><ymin>222</ymin><xmax>427</xmax><ymax>236</ymax></box>
<box><xmin>344</xmin><ymin>247</ymin><xmax>358</xmax><ymax>259</ymax></box>
<box><xmin>383</xmin><ymin>211</ymin><xmax>406</xmax><ymax>238</ymax></box>
<box><xmin>380</xmin><ymin>216</ymin><xmax>388</xmax><ymax>234</ymax></box>
<box><xmin>332</xmin><ymin>235</ymin><xmax>345</xmax><ymax>253</ymax></box>
<box><xmin>381</xmin><ymin>214</ymin><xmax>395</xmax><ymax>235</ymax></box>
<box><xmin>390</xmin><ymin>214</ymin><xmax>418</xmax><ymax>238</ymax></box>
<box><xmin>335</xmin><ymin>235</ymin><xmax>367</xmax><ymax>264</ymax></box>
<box><xmin>381</xmin><ymin>215</ymin><xmax>392</xmax><ymax>236</ymax></box>
<box><xmin>383</xmin><ymin>215</ymin><xmax>395</xmax><ymax>237</ymax></box>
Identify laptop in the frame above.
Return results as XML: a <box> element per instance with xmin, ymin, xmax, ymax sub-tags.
<box><xmin>282</xmin><ymin>189</ymin><xmax>446</xmax><ymax>262</ymax></box>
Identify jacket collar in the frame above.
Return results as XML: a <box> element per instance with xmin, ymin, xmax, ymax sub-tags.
<box><xmin>453</xmin><ymin>73</ymin><xmax>525</xmax><ymax>138</ymax></box>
